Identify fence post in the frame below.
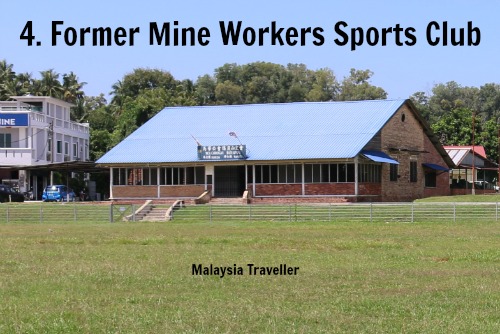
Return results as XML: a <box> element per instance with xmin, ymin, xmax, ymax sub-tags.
<box><xmin>370</xmin><ymin>202</ymin><xmax>373</xmax><ymax>223</ymax></box>
<box><xmin>329</xmin><ymin>203</ymin><xmax>332</xmax><ymax>223</ymax></box>
<box><xmin>411</xmin><ymin>202</ymin><xmax>414</xmax><ymax>223</ymax></box>
<box><xmin>109</xmin><ymin>204</ymin><xmax>114</xmax><ymax>223</ymax></box>
<box><xmin>132</xmin><ymin>204</ymin><xmax>136</xmax><ymax>222</ymax></box>
<box><xmin>453</xmin><ymin>202</ymin><xmax>456</xmax><ymax>223</ymax></box>
<box><xmin>74</xmin><ymin>204</ymin><xmax>77</xmax><ymax>223</ymax></box>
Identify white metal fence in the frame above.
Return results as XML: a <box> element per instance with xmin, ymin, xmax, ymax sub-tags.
<box><xmin>1</xmin><ymin>202</ymin><xmax>500</xmax><ymax>224</ymax></box>
<box><xmin>0</xmin><ymin>203</ymin><xmax>110</xmax><ymax>223</ymax></box>
<box><xmin>168</xmin><ymin>202</ymin><xmax>500</xmax><ymax>223</ymax></box>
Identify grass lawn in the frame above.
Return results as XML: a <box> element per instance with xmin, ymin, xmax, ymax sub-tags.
<box><xmin>416</xmin><ymin>194</ymin><xmax>500</xmax><ymax>202</ymax></box>
<box><xmin>0</xmin><ymin>219</ymin><xmax>499</xmax><ymax>333</ymax></box>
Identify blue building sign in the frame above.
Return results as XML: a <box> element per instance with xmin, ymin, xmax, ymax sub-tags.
<box><xmin>0</xmin><ymin>113</ymin><xmax>29</xmax><ymax>127</ymax></box>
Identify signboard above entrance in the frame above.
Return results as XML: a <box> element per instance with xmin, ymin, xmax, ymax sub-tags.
<box><xmin>0</xmin><ymin>113</ymin><xmax>29</xmax><ymax>127</ymax></box>
<box><xmin>198</xmin><ymin>145</ymin><xmax>247</xmax><ymax>160</ymax></box>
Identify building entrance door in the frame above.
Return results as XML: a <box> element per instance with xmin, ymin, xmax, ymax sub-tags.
<box><xmin>214</xmin><ymin>166</ymin><xmax>246</xmax><ymax>197</ymax></box>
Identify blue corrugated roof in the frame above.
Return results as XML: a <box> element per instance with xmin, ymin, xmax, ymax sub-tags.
<box><xmin>96</xmin><ymin>99</ymin><xmax>407</xmax><ymax>164</ymax></box>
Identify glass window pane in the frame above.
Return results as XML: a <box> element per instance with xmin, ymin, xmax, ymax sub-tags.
<box><xmin>195</xmin><ymin>167</ymin><xmax>205</xmax><ymax>185</ymax></box>
<box><xmin>295</xmin><ymin>164</ymin><xmax>302</xmax><ymax>183</ymax></box>
<box><xmin>346</xmin><ymin>164</ymin><xmax>355</xmax><ymax>182</ymax></box>
<box><xmin>150</xmin><ymin>168</ymin><xmax>158</xmax><ymax>185</ymax></box>
<box><xmin>304</xmin><ymin>164</ymin><xmax>312</xmax><ymax>183</ymax></box>
<box><xmin>278</xmin><ymin>165</ymin><xmax>287</xmax><ymax>183</ymax></box>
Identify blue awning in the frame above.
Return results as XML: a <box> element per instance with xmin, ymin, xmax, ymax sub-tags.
<box><xmin>422</xmin><ymin>163</ymin><xmax>449</xmax><ymax>171</ymax></box>
<box><xmin>361</xmin><ymin>150</ymin><xmax>399</xmax><ymax>164</ymax></box>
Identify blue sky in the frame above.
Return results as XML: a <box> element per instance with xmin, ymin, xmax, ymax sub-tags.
<box><xmin>1</xmin><ymin>1</ymin><xmax>498</xmax><ymax>100</ymax></box>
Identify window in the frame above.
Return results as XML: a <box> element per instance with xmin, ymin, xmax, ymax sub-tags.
<box><xmin>278</xmin><ymin>165</ymin><xmax>287</xmax><ymax>183</ymax></box>
<box><xmin>73</xmin><ymin>143</ymin><xmax>78</xmax><ymax>158</ymax></box>
<box><xmin>425</xmin><ymin>171</ymin><xmax>437</xmax><ymax>187</ymax></box>
<box><xmin>304</xmin><ymin>164</ymin><xmax>313</xmax><ymax>183</ymax></box>
<box><xmin>56</xmin><ymin>140</ymin><xmax>62</xmax><ymax>154</ymax></box>
<box><xmin>410</xmin><ymin>161</ymin><xmax>418</xmax><ymax>182</ymax></box>
<box><xmin>185</xmin><ymin>167</ymin><xmax>205</xmax><ymax>185</ymax></box>
<box><xmin>159</xmin><ymin>166</ymin><xmax>205</xmax><ymax>185</ymax></box>
<box><xmin>329</xmin><ymin>164</ymin><xmax>338</xmax><ymax>182</ymax></box>
<box><xmin>346</xmin><ymin>164</ymin><xmax>355</xmax><ymax>182</ymax></box>
<box><xmin>250</xmin><ymin>164</ymin><xmax>302</xmax><ymax>184</ymax></box>
<box><xmin>64</xmin><ymin>142</ymin><xmax>69</xmax><ymax>155</ymax></box>
<box><xmin>287</xmin><ymin>164</ymin><xmax>302</xmax><ymax>183</ymax></box>
<box><xmin>338</xmin><ymin>164</ymin><xmax>347</xmax><ymax>182</ymax></box>
<box><xmin>128</xmin><ymin>168</ymin><xmax>142</xmax><ymax>185</ymax></box>
<box><xmin>390</xmin><ymin>164</ymin><xmax>398</xmax><ymax>181</ymax></box>
<box><xmin>303</xmin><ymin>163</ymin><xmax>355</xmax><ymax>183</ymax></box>
<box><xmin>48</xmin><ymin>138</ymin><xmax>52</xmax><ymax>152</ymax></box>
<box><xmin>0</xmin><ymin>133</ymin><xmax>12</xmax><ymax>148</ymax></box>
<box><xmin>358</xmin><ymin>164</ymin><xmax>381</xmax><ymax>183</ymax></box>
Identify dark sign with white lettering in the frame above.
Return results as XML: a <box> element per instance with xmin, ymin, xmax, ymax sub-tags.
<box><xmin>198</xmin><ymin>145</ymin><xmax>247</xmax><ymax>160</ymax></box>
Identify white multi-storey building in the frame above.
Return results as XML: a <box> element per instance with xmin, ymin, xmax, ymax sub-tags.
<box><xmin>0</xmin><ymin>95</ymin><xmax>90</xmax><ymax>197</ymax></box>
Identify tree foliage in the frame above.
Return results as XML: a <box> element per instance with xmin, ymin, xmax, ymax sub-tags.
<box><xmin>337</xmin><ymin>69</ymin><xmax>387</xmax><ymax>101</ymax></box>
<box><xmin>4</xmin><ymin>58</ymin><xmax>500</xmax><ymax>164</ymax></box>
<box><xmin>412</xmin><ymin>81</ymin><xmax>500</xmax><ymax>162</ymax></box>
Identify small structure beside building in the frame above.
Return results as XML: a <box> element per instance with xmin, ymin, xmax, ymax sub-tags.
<box><xmin>445</xmin><ymin>145</ymin><xmax>498</xmax><ymax>195</ymax></box>
<box><xmin>0</xmin><ymin>96</ymin><xmax>90</xmax><ymax>199</ymax></box>
<box><xmin>97</xmin><ymin>99</ymin><xmax>453</xmax><ymax>203</ymax></box>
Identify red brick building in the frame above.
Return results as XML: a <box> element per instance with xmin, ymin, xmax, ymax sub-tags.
<box><xmin>96</xmin><ymin>99</ymin><xmax>453</xmax><ymax>202</ymax></box>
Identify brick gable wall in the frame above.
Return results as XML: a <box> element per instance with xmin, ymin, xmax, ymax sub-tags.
<box><xmin>380</xmin><ymin>104</ymin><xmax>450</xmax><ymax>201</ymax></box>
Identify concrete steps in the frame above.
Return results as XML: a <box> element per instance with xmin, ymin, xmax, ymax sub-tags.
<box><xmin>208</xmin><ymin>197</ymin><xmax>245</xmax><ymax>205</ymax></box>
<box><xmin>139</xmin><ymin>206</ymin><xmax>169</xmax><ymax>221</ymax></box>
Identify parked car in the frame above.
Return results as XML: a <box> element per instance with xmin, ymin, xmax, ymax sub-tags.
<box><xmin>42</xmin><ymin>185</ymin><xmax>75</xmax><ymax>202</ymax></box>
<box><xmin>0</xmin><ymin>185</ymin><xmax>25</xmax><ymax>203</ymax></box>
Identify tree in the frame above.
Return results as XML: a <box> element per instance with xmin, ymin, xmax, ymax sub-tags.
<box><xmin>14</xmin><ymin>72</ymin><xmax>34</xmax><ymax>96</ymax></box>
<box><xmin>62</xmin><ymin>71</ymin><xmax>86</xmax><ymax>104</ymax></box>
<box><xmin>431</xmin><ymin>107</ymin><xmax>475</xmax><ymax>146</ymax></box>
<box><xmin>110</xmin><ymin>68</ymin><xmax>177</xmax><ymax>103</ymax></box>
<box><xmin>477</xmin><ymin>118</ymin><xmax>499</xmax><ymax>163</ymax></box>
<box><xmin>215</xmin><ymin>80</ymin><xmax>243</xmax><ymax>105</ymax></box>
<box><xmin>38</xmin><ymin>69</ymin><xmax>63</xmax><ymax>97</ymax></box>
<box><xmin>337</xmin><ymin>68</ymin><xmax>387</xmax><ymax>101</ymax></box>
<box><xmin>0</xmin><ymin>60</ymin><xmax>16</xmax><ymax>99</ymax></box>
<box><xmin>305</xmin><ymin>68</ymin><xmax>338</xmax><ymax>101</ymax></box>
<box><xmin>410</xmin><ymin>91</ymin><xmax>431</xmax><ymax>121</ymax></box>
<box><xmin>194</xmin><ymin>74</ymin><xmax>216</xmax><ymax>105</ymax></box>
<box><xmin>477</xmin><ymin>83</ymin><xmax>500</xmax><ymax>121</ymax></box>
<box><xmin>87</xmin><ymin>102</ymin><xmax>116</xmax><ymax>161</ymax></box>
<box><xmin>426</xmin><ymin>81</ymin><xmax>479</xmax><ymax>123</ymax></box>
<box><xmin>72</xmin><ymin>94</ymin><xmax>107</xmax><ymax>123</ymax></box>
<box><xmin>430</xmin><ymin>107</ymin><xmax>499</xmax><ymax>162</ymax></box>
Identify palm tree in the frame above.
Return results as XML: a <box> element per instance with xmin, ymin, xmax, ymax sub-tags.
<box><xmin>39</xmin><ymin>69</ymin><xmax>63</xmax><ymax>98</ymax></box>
<box><xmin>15</xmin><ymin>72</ymin><xmax>34</xmax><ymax>96</ymax></box>
<box><xmin>0</xmin><ymin>60</ymin><xmax>16</xmax><ymax>100</ymax></box>
<box><xmin>110</xmin><ymin>80</ymin><xmax>124</xmax><ymax>105</ymax></box>
<box><xmin>62</xmin><ymin>71</ymin><xmax>86</xmax><ymax>103</ymax></box>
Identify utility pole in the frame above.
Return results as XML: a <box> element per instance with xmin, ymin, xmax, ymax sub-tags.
<box><xmin>48</xmin><ymin>122</ymin><xmax>54</xmax><ymax>185</ymax></box>
<box><xmin>471</xmin><ymin>111</ymin><xmax>475</xmax><ymax>195</ymax></box>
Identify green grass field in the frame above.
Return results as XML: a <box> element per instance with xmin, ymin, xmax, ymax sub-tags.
<box><xmin>416</xmin><ymin>194</ymin><xmax>500</xmax><ymax>202</ymax></box>
<box><xmin>1</xmin><ymin>218</ymin><xmax>499</xmax><ymax>333</ymax></box>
